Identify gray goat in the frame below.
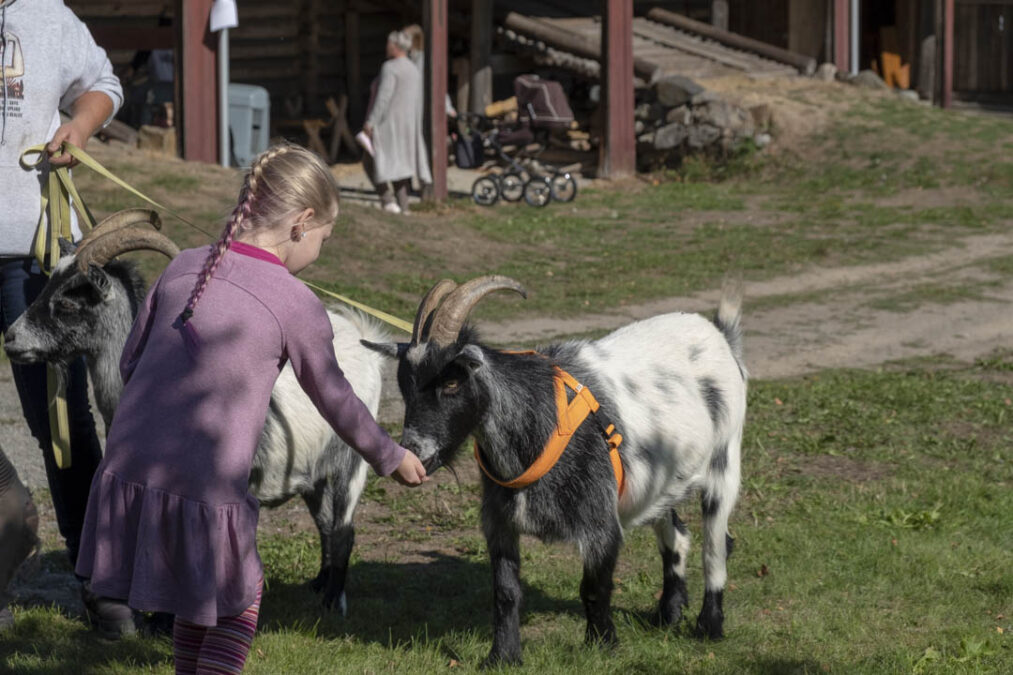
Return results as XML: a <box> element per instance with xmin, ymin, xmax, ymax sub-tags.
<box><xmin>364</xmin><ymin>276</ymin><xmax>747</xmax><ymax>665</ymax></box>
<box><xmin>0</xmin><ymin>443</ymin><xmax>39</xmax><ymax>630</ymax></box>
<box><xmin>3</xmin><ymin>209</ymin><xmax>387</xmax><ymax>614</ymax></box>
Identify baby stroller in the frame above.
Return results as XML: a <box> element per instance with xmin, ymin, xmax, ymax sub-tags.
<box><xmin>469</xmin><ymin>75</ymin><xmax>579</xmax><ymax>208</ymax></box>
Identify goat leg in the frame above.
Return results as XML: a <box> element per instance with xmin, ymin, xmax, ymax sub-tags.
<box><xmin>321</xmin><ymin>523</ymin><xmax>354</xmax><ymax>616</ymax></box>
<box><xmin>482</xmin><ymin>517</ymin><xmax>522</xmax><ymax>667</ymax></box>
<box><xmin>695</xmin><ymin>491</ymin><xmax>733</xmax><ymax>640</ymax></box>
<box><xmin>654</xmin><ymin>508</ymin><xmax>691</xmax><ymax>626</ymax></box>
<box><xmin>303</xmin><ymin>487</ymin><xmax>332</xmax><ymax>596</ymax></box>
<box><xmin>579</xmin><ymin>523</ymin><xmax>621</xmax><ymax>648</ymax></box>
<box><xmin>305</xmin><ymin>483</ymin><xmax>353</xmax><ymax>614</ymax></box>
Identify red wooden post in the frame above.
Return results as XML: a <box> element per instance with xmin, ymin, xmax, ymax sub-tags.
<box><xmin>833</xmin><ymin>0</ymin><xmax>850</xmax><ymax>73</ymax></box>
<box><xmin>425</xmin><ymin>0</ymin><xmax>449</xmax><ymax>201</ymax></box>
<box><xmin>601</xmin><ymin>0</ymin><xmax>635</xmax><ymax>179</ymax></box>
<box><xmin>176</xmin><ymin>0</ymin><xmax>218</xmax><ymax>163</ymax></box>
<box><xmin>942</xmin><ymin>0</ymin><xmax>954</xmax><ymax>108</ymax></box>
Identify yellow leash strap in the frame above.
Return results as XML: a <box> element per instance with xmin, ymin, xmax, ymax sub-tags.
<box><xmin>19</xmin><ymin>144</ymin><xmax>103</xmax><ymax>469</ymax></box>
<box><xmin>302</xmin><ymin>281</ymin><xmax>413</xmax><ymax>334</ymax></box>
<box><xmin>20</xmin><ymin>143</ymin><xmax>205</xmax><ymax>237</ymax></box>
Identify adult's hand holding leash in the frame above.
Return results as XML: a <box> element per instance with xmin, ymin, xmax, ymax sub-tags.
<box><xmin>46</xmin><ymin>120</ymin><xmax>90</xmax><ymax>167</ymax></box>
<box><xmin>46</xmin><ymin>90</ymin><xmax>114</xmax><ymax>167</ymax></box>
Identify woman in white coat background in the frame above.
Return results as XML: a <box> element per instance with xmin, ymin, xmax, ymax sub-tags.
<box><xmin>362</xmin><ymin>31</ymin><xmax>432</xmax><ymax>214</ymax></box>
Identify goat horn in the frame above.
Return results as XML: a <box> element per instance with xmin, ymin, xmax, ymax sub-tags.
<box><xmin>412</xmin><ymin>279</ymin><xmax>458</xmax><ymax>345</ymax></box>
<box><xmin>427</xmin><ymin>275</ymin><xmax>527</xmax><ymax>347</ymax></box>
<box><xmin>76</xmin><ymin>228</ymin><xmax>180</xmax><ymax>273</ymax></box>
<box><xmin>75</xmin><ymin>208</ymin><xmax>163</xmax><ymax>256</ymax></box>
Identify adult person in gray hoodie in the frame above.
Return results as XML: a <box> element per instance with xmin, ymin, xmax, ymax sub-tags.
<box><xmin>0</xmin><ymin>0</ymin><xmax>134</xmax><ymax>637</ymax></box>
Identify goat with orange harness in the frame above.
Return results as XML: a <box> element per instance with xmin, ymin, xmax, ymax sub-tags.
<box><xmin>364</xmin><ymin>275</ymin><xmax>748</xmax><ymax>666</ymax></box>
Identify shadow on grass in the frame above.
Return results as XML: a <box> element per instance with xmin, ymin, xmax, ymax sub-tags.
<box><xmin>0</xmin><ymin>611</ymin><xmax>171</xmax><ymax>675</ymax></box>
<box><xmin>259</xmin><ymin>551</ymin><xmax>582</xmax><ymax>644</ymax></box>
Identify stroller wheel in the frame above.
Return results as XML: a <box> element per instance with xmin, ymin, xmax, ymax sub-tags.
<box><xmin>500</xmin><ymin>172</ymin><xmax>526</xmax><ymax>202</ymax></box>
<box><xmin>523</xmin><ymin>177</ymin><xmax>553</xmax><ymax>207</ymax></box>
<box><xmin>550</xmin><ymin>173</ymin><xmax>578</xmax><ymax>203</ymax></box>
<box><xmin>472</xmin><ymin>176</ymin><xmax>500</xmax><ymax>206</ymax></box>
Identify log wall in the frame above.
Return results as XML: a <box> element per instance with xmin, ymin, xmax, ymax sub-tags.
<box><xmin>65</xmin><ymin>0</ymin><xmax>413</xmax><ymax>129</ymax></box>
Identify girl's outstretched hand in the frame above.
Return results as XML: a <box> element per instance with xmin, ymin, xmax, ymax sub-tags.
<box><xmin>391</xmin><ymin>449</ymin><xmax>428</xmax><ymax>487</ymax></box>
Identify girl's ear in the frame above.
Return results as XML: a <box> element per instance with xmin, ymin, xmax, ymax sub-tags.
<box><xmin>290</xmin><ymin>208</ymin><xmax>317</xmax><ymax>241</ymax></box>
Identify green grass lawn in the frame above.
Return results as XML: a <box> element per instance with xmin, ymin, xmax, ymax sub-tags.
<box><xmin>3</xmin><ymin>352</ymin><xmax>1010</xmax><ymax>673</ymax></box>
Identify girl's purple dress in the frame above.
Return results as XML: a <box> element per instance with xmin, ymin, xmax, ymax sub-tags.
<box><xmin>74</xmin><ymin>243</ymin><xmax>405</xmax><ymax>626</ymax></box>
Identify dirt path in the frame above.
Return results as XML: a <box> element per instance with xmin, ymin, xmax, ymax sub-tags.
<box><xmin>479</xmin><ymin>230</ymin><xmax>1013</xmax><ymax>377</ymax></box>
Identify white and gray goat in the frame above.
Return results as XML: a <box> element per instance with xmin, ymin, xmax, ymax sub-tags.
<box><xmin>364</xmin><ymin>276</ymin><xmax>747</xmax><ymax>665</ymax></box>
<box><xmin>3</xmin><ymin>209</ymin><xmax>387</xmax><ymax>614</ymax></box>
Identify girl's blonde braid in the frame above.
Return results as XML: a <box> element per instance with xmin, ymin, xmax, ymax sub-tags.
<box><xmin>176</xmin><ymin>146</ymin><xmax>295</xmax><ymax>353</ymax></box>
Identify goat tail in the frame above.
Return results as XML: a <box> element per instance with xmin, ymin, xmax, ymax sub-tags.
<box><xmin>714</xmin><ymin>276</ymin><xmax>747</xmax><ymax>380</ymax></box>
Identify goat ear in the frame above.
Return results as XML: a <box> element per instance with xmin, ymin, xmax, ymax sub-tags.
<box><xmin>454</xmin><ymin>344</ymin><xmax>485</xmax><ymax>373</ymax></box>
<box><xmin>360</xmin><ymin>339</ymin><xmax>407</xmax><ymax>359</ymax></box>
<box><xmin>83</xmin><ymin>264</ymin><xmax>112</xmax><ymax>299</ymax></box>
<box><xmin>58</xmin><ymin>237</ymin><xmax>77</xmax><ymax>258</ymax></box>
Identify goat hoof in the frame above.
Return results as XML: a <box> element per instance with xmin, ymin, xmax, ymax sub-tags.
<box><xmin>321</xmin><ymin>590</ymin><xmax>348</xmax><ymax>617</ymax></box>
<box><xmin>654</xmin><ymin>604</ymin><xmax>685</xmax><ymax>628</ymax></box>
<box><xmin>584</xmin><ymin>624</ymin><xmax>618</xmax><ymax>649</ymax></box>
<box><xmin>695</xmin><ymin>590</ymin><xmax>724</xmax><ymax>640</ymax></box>
<box><xmin>656</xmin><ymin>587</ymin><xmax>689</xmax><ymax>627</ymax></box>
<box><xmin>694</xmin><ymin>614</ymin><xmax>724</xmax><ymax>640</ymax></box>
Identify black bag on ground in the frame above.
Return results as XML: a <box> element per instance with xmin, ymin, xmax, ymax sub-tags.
<box><xmin>455</xmin><ymin>131</ymin><xmax>484</xmax><ymax>169</ymax></box>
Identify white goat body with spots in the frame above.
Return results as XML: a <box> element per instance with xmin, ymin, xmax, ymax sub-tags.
<box><xmin>571</xmin><ymin>311</ymin><xmax>746</xmax><ymax>531</ymax></box>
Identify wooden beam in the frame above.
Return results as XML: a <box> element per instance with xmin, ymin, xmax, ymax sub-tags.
<box><xmin>469</xmin><ymin>0</ymin><xmax>493</xmax><ymax>114</ymax></box>
<box><xmin>504</xmin><ymin>12</ymin><xmax>659</xmax><ymax>82</ymax></box>
<box><xmin>601</xmin><ymin>0</ymin><xmax>635</xmax><ymax>180</ymax></box>
<box><xmin>647</xmin><ymin>7</ymin><xmax>817</xmax><ymax>74</ymax></box>
<box><xmin>176</xmin><ymin>0</ymin><xmax>217</xmax><ymax>163</ymax></box>
<box><xmin>305</xmin><ymin>0</ymin><xmax>321</xmax><ymax>113</ymax></box>
<box><xmin>346</xmin><ymin>9</ymin><xmax>362</xmax><ymax>127</ymax></box>
<box><xmin>942</xmin><ymin>0</ymin><xmax>954</xmax><ymax>107</ymax></box>
<box><xmin>425</xmin><ymin>0</ymin><xmax>448</xmax><ymax>200</ymax></box>
<box><xmin>452</xmin><ymin>56</ymin><xmax>471</xmax><ymax>118</ymax></box>
<box><xmin>833</xmin><ymin>0</ymin><xmax>849</xmax><ymax>72</ymax></box>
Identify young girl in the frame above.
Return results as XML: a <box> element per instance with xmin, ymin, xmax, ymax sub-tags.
<box><xmin>74</xmin><ymin>144</ymin><xmax>427</xmax><ymax>673</ymax></box>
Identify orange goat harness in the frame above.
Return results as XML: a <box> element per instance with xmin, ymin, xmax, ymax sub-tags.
<box><xmin>474</xmin><ymin>361</ymin><xmax>626</xmax><ymax>496</ymax></box>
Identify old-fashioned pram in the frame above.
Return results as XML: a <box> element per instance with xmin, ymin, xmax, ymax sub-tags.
<box><xmin>466</xmin><ymin>75</ymin><xmax>579</xmax><ymax>207</ymax></box>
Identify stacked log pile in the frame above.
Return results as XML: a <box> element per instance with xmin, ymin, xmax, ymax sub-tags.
<box><xmin>634</xmin><ymin>74</ymin><xmax>769</xmax><ymax>171</ymax></box>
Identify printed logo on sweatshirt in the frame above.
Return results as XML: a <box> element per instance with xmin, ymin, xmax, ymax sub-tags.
<box><xmin>1</xmin><ymin>30</ymin><xmax>25</xmax><ymax>118</ymax></box>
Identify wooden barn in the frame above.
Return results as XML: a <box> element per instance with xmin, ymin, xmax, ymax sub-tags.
<box><xmin>725</xmin><ymin>0</ymin><xmax>1010</xmax><ymax>108</ymax></box>
<box><xmin>63</xmin><ymin>1</ymin><xmax>1002</xmax><ymax>190</ymax></box>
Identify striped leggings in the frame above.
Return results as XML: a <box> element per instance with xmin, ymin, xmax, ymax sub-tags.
<box><xmin>173</xmin><ymin>578</ymin><xmax>263</xmax><ymax>674</ymax></box>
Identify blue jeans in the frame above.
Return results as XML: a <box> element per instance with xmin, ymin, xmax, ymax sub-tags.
<box><xmin>0</xmin><ymin>257</ymin><xmax>103</xmax><ymax>565</ymax></box>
